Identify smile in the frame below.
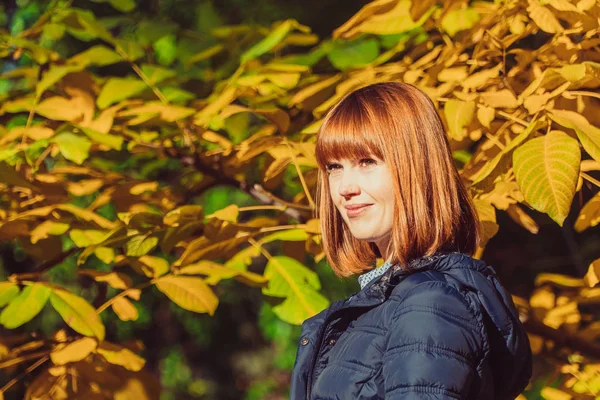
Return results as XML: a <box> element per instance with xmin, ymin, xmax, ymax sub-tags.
<box><xmin>347</xmin><ymin>205</ymin><xmax>372</xmax><ymax>218</ymax></box>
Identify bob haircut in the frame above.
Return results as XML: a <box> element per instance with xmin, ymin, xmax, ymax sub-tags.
<box><xmin>315</xmin><ymin>82</ymin><xmax>481</xmax><ymax>277</ymax></box>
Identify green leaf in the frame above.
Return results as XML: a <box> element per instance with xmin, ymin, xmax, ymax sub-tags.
<box><xmin>262</xmin><ymin>256</ymin><xmax>329</xmax><ymax>325</ymax></box>
<box><xmin>53</xmin><ymin>132</ymin><xmax>92</xmax><ymax>165</ymax></box>
<box><xmin>68</xmin><ymin>45</ymin><xmax>122</xmax><ymax>67</ymax></box>
<box><xmin>49</xmin><ymin>288</ymin><xmax>105</xmax><ymax>340</ymax></box>
<box><xmin>108</xmin><ymin>0</ymin><xmax>136</xmax><ymax>12</ymax></box>
<box><xmin>0</xmin><ymin>282</ymin><xmax>20</xmax><ymax>308</ymax></box>
<box><xmin>140</xmin><ymin>64</ymin><xmax>176</xmax><ymax>85</ymax></box>
<box><xmin>79</xmin><ymin>126</ymin><xmax>123</xmax><ymax>150</ymax></box>
<box><xmin>0</xmin><ymin>283</ymin><xmax>51</xmax><ymax>328</ymax></box>
<box><xmin>156</xmin><ymin>275</ymin><xmax>218</xmax><ymax>315</ymax></box>
<box><xmin>241</xmin><ymin>19</ymin><xmax>298</xmax><ymax>63</ymax></box>
<box><xmin>549</xmin><ymin>109</ymin><xmax>600</xmax><ymax>163</ymax></box>
<box><xmin>153</xmin><ymin>34</ymin><xmax>177</xmax><ymax>66</ymax></box>
<box><xmin>513</xmin><ymin>131</ymin><xmax>581</xmax><ymax>225</ymax></box>
<box><xmin>97</xmin><ymin>77</ymin><xmax>147</xmax><ymax>109</ymax></box>
<box><xmin>444</xmin><ymin>99</ymin><xmax>475</xmax><ymax>141</ymax></box>
<box><xmin>125</xmin><ymin>235</ymin><xmax>158</xmax><ymax>257</ymax></box>
<box><xmin>327</xmin><ymin>38</ymin><xmax>380</xmax><ymax>71</ymax></box>
<box><xmin>441</xmin><ymin>8</ymin><xmax>480</xmax><ymax>37</ymax></box>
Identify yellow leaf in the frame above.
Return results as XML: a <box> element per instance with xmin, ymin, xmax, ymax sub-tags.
<box><xmin>129</xmin><ymin>181</ymin><xmax>159</xmax><ymax>195</ymax></box>
<box><xmin>559</xmin><ymin>64</ymin><xmax>587</xmax><ymax>82</ymax></box>
<box><xmin>441</xmin><ymin>8</ymin><xmax>480</xmax><ymax>37</ymax></box>
<box><xmin>25</xmin><ymin>126</ymin><xmax>55</xmax><ymax>140</ymax></box>
<box><xmin>524</xmin><ymin>93</ymin><xmax>552</xmax><ymax>114</ymax></box>
<box><xmin>30</xmin><ymin>221</ymin><xmax>69</xmax><ymax>244</ymax></box>
<box><xmin>288</xmin><ymin>74</ymin><xmax>341</xmax><ymax>109</ymax></box>
<box><xmin>194</xmin><ymin>86</ymin><xmax>237</xmax><ymax>126</ymax></box>
<box><xmin>444</xmin><ymin>99</ymin><xmax>475</xmax><ymax>141</ymax></box>
<box><xmin>575</xmin><ymin>191</ymin><xmax>600</xmax><ymax>232</ymax></box>
<box><xmin>535</xmin><ymin>273</ymin><xmax>584</xmax><ymax>288</ymax></box>
<box><xmin>462</xmin><ymin>67</ymin><xmax>500</xmax><ymax>90</ymax></box>
<box><xmin>584</xmin><ymin>258</ymin><xmax>600</xmax><ymax>287</ymax></box>
<box><xmin>97</xmin><ymin>341</ymin><xmax>145</xmax><ymax>371</ymax></box>
<box><xmin>513</xmin><ymin>131</ymin><xmax>580</xmax><ymax>225</ymax></box>
<box><xmin>156</xmin><ymin>275</ymin><xmax>218</xmax><ymax>315</ymax></box>
<box><xmin>94</xmin><ymin>246</ymin><xmax>115</xmax><ymax>263</ymax></box>
<box><xmin>264</xmin><ymin>157</ymin><xmax>291</xmax><ymax>181</ymax></box>
<box><xmin>66</xmin><ymin>179</ymin><xmax>104</xmax><ymax>196</ymax></box>
<box><xmin>50</xmin><ymin>337</ymin><xmax>97</xmax><ymax>366</ymax></box>
<box><xmin>210</xmin><ymin>204</ymin><xmax>239</xmax><ymax>223</ymax></box>
<box><xmin>112</xmin><ymin>297</ymin><xmax>138</xmax><ymax>321</ymax></box>
<box><xmin>527</xmin><ymin>0</ymin><xmax>564</xmax><ymax>33</ymax></box>
<box><xmin>49</xmin><ymin>288</ymin><xmax>105</xmax><ymax>341</ymax></box>
<box><xmin>548</xmin><ymin>109</ymin><xmax>600</xmax><ymax>163</ymax></box>
<box><xmin>530</xmin><ymin>286</ymin><xmax>555</xmax><ymax>309</ymax></box>
<box><xmin>78</xmin><ymin>270</ymin><xmax>132</xmax><ymax>290</ymax></box>
<box><xmin>480</xmin><ymin>89</ymin><xmax>520</xmax><ymax>108</ymax></box>
<box><xmin>336</xmin><ymin>0</ymin><xmax>419</xmax><ymax>38</ymax></box>
<box><xmin>438</xmin><ymin>67</ymin><xmax>468</xmax><ymax>83</ymax></box>
<box><xmin>543</xmin><ymin>301</ymin><xmax>580</xmax><ymax>329</ymax></box>
<box><xmin>477</xmin><ymin>106</ymin><xmax>495</xmax><ymax>129</ymax></box>
<box><xmin>333</xmin><ymin>0</ymin><xmax>399</xmax><ymax>39</ymax></box>
<box><xmin>138</xmin><ymin>255</ymin><xmax>170</xmax><ymax>277</ymax></box>
<box><xmin>36</xmin><ymin>97</ymin><xmax>83</xmax><ymax>121</ymax></box>
<box><xmin>178</xmin><ymin>260</ymin><xmax>268</xmax><ymax>286</ymax></box>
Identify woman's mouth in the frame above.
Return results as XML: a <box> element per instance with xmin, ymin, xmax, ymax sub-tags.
<box><xmin>346</xmin><ymin>204</ymin><xmax>372</xmax><ymax>218</ymax></box>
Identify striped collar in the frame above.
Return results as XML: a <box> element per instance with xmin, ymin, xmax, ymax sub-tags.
<box><xmin>358</xmin><ymin>260</ymin><xmax>394</xmax><ymax>290</ymax></box>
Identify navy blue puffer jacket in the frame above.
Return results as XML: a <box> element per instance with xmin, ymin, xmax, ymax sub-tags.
<box><xmin>290</xmin><ymin>252</ymin><xmax>532</xmax><ymax>399</ymax></box>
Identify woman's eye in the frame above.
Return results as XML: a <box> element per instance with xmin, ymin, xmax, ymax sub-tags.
<box><xmin>359</xmin><ymin>158</ymin><xmax>376</xmax><ymax>167</ymax></box>
<box><xmin>325</xmin><ymin>163</ymin><xmax>341</xmax><ymax>173</ymax></box>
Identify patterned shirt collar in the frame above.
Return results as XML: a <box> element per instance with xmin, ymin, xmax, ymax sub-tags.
<box><xmin>358</xmin><ymin>260</ymin><xmax>394</xmax><ymax>290</ymax></box>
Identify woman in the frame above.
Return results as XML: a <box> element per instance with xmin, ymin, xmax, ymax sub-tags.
<box><xmin>290</xmin><ymin>82</ymin><xmax>532</xmax><ymax>399</ymax></box>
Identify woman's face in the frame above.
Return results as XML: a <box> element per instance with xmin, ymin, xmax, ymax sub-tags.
<box><xmin>326</xmin><ymin>155</ymin><xmax>395</xmax><ymax>253</ymax></box>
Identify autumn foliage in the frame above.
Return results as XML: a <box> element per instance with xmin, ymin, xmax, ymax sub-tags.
<box><xmin>1</xmin><ymin>0</ymin><xmax>600</xmax><ymax>398</ymax></box>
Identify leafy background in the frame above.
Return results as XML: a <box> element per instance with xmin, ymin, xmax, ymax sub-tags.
<box><xmin>1</xmin><ymin>0</ymin><xmax>600</xmax><ymax>399</ymax></box>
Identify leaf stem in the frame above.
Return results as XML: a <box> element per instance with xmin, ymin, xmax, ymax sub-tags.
<box><xmin>582</xmin><ymin>172</ymin><xmax>600</xmax><ymax>188</ymax></box>
<box><xmin>283</xmin><ymin>139</ymin><xmax>315</xmax><ymax>210</ymax></box>
<box><xmin>0</xmin><ymin>355</ymin><xmax>49</xmax><ymax>394</ymax></box>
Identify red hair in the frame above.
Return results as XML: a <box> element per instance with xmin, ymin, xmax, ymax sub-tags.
<box><xmin>315</xmin><ymin>82</ymin><xmax>481</xmax><ymax>277</ymax></box>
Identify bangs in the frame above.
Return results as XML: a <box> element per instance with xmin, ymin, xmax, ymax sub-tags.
<box><xmin>315</xmin><ymin>93</ymin><xmax>385</xmax><ymax>170</ymax></box>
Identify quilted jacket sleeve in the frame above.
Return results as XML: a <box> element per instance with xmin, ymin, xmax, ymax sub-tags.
<box><xmin>382</xmin><ymin>280</ymin><xmax>486</xmax><ymax>399</ymax></box>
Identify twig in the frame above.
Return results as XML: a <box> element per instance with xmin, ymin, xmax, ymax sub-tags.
<box><xmin>0</xmin><ymin>355</ymin><xmax>48</xmax><ymax>394</ymax></box>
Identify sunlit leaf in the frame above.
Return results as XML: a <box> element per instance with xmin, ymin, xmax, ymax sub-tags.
<box><xmin>441</xmin><ymin>8</ymin><xmax>480</xmax><ymax>37</ymax></box>
<box><xmin>97</xmin><ymin>77</ymin><xmax>147</xmax><ymax>109</ymax></box>
<box><xmin>97</xmin><ymin>341</ymin><xmax>145</xmax><ymax>371</ymax></box>
<box><xmin>549</xmin><ymin>109</ymin><xmax>600</xmax><ymax>163</ymax></box>
<box><xmin>513</xmin><ymin>131</ymin><xmax>580</xmax><ymax>225</ymax></box>
<box><xmin>0</xmin><ymin>282</ymin><xmax>20</xmax><ymax>308</ymax></box>
<box><xmin>49</xmin><ymin>287</ymin><xmax>105</xmax><ymax>340</ymax></box>
<box><xmin>125</xmin><ymin>235</ymin><xmax>159</xmax><ymax>257</ymax></box>
<box><xmin>444</xmin><ymin>99</ymin><xmax>475</xmax><ymax>141</ymax></box>
<box><xmin>575</xmin><ymin>191</ymin><xmax>600</xmax><ymax>232</ymax></box>
<box><xmin>30</xmin><ymin>221</ymin><xmax>69</xmax><ymax>244</ymax></box>
<box><xmin>156</xmin><ymin>275</ymin><xmax>218</xmax><ymax>315</ymax></box>
<box><xmin>50</xmin><ymin>337</ymin><xmax>97</xmax><ymax>365</ymax></box>
<box><xmin>112</xmin><ymin>297</ymin><xmax>138</xmax><ymax>321</ymax></box>
<box><xmin>262</xmin><ymin>256</ymin><xmax>329</xmax><ymax>325</ymax></box>
<box><xmin>52</xmin><ymin>132</ymin><xmax>91</xmax><ymax>165</ymax></box>
<box><xmin>0</xmin><ymin>283</ymin><xmax>51</xmax><ymax>329</ymax></box>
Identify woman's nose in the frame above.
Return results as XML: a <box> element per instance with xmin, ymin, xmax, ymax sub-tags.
<box><xmin>338</xmin><ymin>174</ymin><xmax>360</xmax><ymax>197</ymax></box>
